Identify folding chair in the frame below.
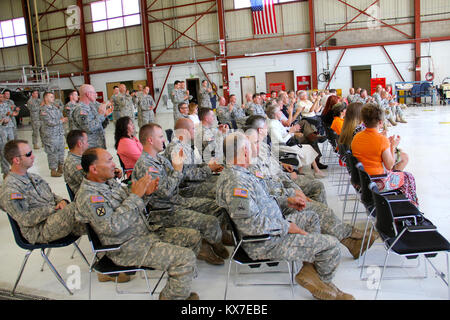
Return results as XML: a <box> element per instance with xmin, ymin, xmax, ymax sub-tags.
<box><xmin>223</xmin><ymin>211</ymin><xmax>296</xmax><ymax>300</ymax></box>
<box><xmin>369</xmin><ymin>184</ymin><xmax>450</xmax><ymax>299</ymax></box>
<box><xmin>66</xmin><ymin>183</ymin><xmax>76</xmax><ymax>202</ymax></box>
<box><xmin>85</xmin><ymin>224</ymin><xmax>165</xmax><ymax>300</ymax></box>
<box><xmin>117</xmin><ymin>154</ymin><xmax>132</xmax><ymax>185</ymax></box>
<box><xmin>6</xmin><ymin>214</ymin><xmax>87</xmax><ymax>296</ymax></box>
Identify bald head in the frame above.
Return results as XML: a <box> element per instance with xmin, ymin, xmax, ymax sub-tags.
<box><xmin>79</xmin><ymin>84</ymin><xmax>96</xmax><ymax>103</ymax></box>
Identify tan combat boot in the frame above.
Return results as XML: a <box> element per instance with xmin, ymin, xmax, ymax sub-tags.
<box><xmin>197</xmin><ymin>240</ymin><xmax>224</xmax><ymax>265</ymax></box>
<box><xmin>97</xmin><ymin>272</ymin><xmax>131</xmax><ymax>283</ymax></box>
<box><xmin>295</xmin><ymin>262</ymin><xmax>337</xmax><ymax>300</ymax></box>
<box><xmin>50</xmin><ymin>169</ymin><xmax>62</xmax><ymax>177</ymax></box>
<box><xmin>211</xmin><ymin>242</ymin><xmax>229</xmax><ymax>259</ymax></box>
<box><xmin>327</xmin><ymin>282</ymin><xmax>355</xmax><ymax>300</ymax></box>
<box><xmin>388</xmin><ymin>118</ymin><xmax>397</xmax><ymax>126</ymax></box>
<box><xmin>341</xmin><ymin>231</ymin><xmax>378</xmax><ymax>259</ymax></box>
<box><xmin>159</xmin><ymin>292</ymin><xmax>199</xmax><ymax>300</ymax></box>
<box><xmin>57</xmin><ymin>164</ymin><xmax>64</xmax><ymax>174</ymax></box>
<box><xmin>396</xmin><ymin>115</ymin><xmax>407</xmax><ymax>123</ymax></box>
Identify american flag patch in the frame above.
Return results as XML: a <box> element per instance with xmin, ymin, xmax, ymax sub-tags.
<box><xmin>76</xmin><ymin>164</ymin><xmax>82</xmax><ymax>170</ymax></box>
<box><xmin>90</xmin><ymin>195</ymin><xmax>105</xmax><ymax>203</ymax></box>
<box><xmin>10</xmin><ymin>193</ymin><xmax>23</xmax><ymax>200</ymax></box>
<box><xmin>80</xmin><ymin>110</ymin><xmax>88</xmax><ymax>115</ymax></box>
<box><xmin>233</xmin><ymin>188</ymin><xmax>248</xmax><ymax>198</ymax></box>
<box><xmin>148</xmin><ymin>167</ymin><xmax>159</xmax><ymax>173</ymax></box>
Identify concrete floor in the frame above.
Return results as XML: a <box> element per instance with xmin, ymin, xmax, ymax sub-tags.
<box><xmin>0</xmin><ymin>105</ymin><xmax>449</xmax><ymax>300</ymax></box>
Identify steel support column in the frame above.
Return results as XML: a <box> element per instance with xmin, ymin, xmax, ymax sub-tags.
<box><xmin>217</xmin><ymin>0</ymin><xmax>229</xmax><ymax>100</ymax></box>
<box><xmin>21</xmin><ymin>0</ymin><xmax>36</xmax><ymax>67</ymax></box>
<box><xmin>78</xmin><ymin>0</ymin><xmax>90</xmax><ymax>84</ymax></box>
<box><xmin>309</xmin><ymin>0</ymin><xmax>318</xmax><ymax>89</ymax></box>
<box><xmin>141</xmin><ymin>0</ymin><xmax>154</xmax><ymax>96</ymax></box>
<box><xmin>414</xmin><ymin>0</ymin><xmax>421</xmax><ymax>83</ymax></box>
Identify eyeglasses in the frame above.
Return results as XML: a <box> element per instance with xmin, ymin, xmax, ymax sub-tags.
<box><xmin>18</xmin><ymin>151</ymin><xmax>33</xmax><ymax>158</ymax></box>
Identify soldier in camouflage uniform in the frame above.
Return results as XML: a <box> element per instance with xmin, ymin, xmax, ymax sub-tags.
<box><xmin>75</xmin><ymin>147</ymin><xmax>201</xmax><ymax>300</ymax></box>
<box><xmin>131</xmin><ymin>123</ymin><xmax>229</xmax><ymax>265</ymax></box>
<box><xmin>216</xmin><ymin>97</ymin><xmax>233</xmax><ymax>126</ymax></box>
<box><xmin>199</xmin><ymin>80</ymin><xmax>212</xmax><ymax>108</ymax></box>
<box><xmin>171</xmin><ymin>81</ymin><xmax>190</xmax><ymax>124</ymax></box>
<box><xmin>247</xmin><ymin>93</ymin><xmax>266</xmax><ymax>117</ymax></box>
<box><xmin>64</xmin><ymin>90</ymin><xmax>79</xmax><ymax>135</ymax></box>
<box><xmin>2</xmin><ymin>90</ymin><xmax>18</xmax><ymax>141</ymax></box>
<box><xmin>174</xmin><ymin>102</ymin><xmax>190</xmax><ymax>123</ymax></box>
<box><xmin>0</xmin><ymin>140</ymin><xmax>85</xmax><ymax>244</ymax></box>
<box><xmin>217</xmin><ymin>132</ymin><xmax>356</xmax><ymax>300</ymax></box>
<box><xmin>71</xmin><ymin>84</ymin><xmax>112</xmax><ymax>149</ymax></box>
<box><xmin>0</xmin><ymin>93</ymin><xmax>11</xmax><ymax>178</ymax></box>
<box><xmin>137</xmin><ymin>86</ymin><xmax>155</xmax><ymax>128</ymax></box>
<box><xmin>63</xmin><ymin>130</ymin><xmax>89</xmax><ymax>195</ymax></box>
<box><xmin>109</xmin><ymin>86</ymin><xmax>121</xmax><ymax>122</ymax></box>
<box><xmin>164</xmin><ymin>118</ymin><xmax>223</xmax><ymax>200</ymax></box>
<box><xmin>196</xmin><ymin>107</ymin><xmax>229</xmax><ymax>164</ymax></box>
<box><xmin>26</xmin><ymin>90</ymin><xmax>42</xmax><ymax>149</ymax></box>
<box><xmin>117</xmin><ymin>84</ymin><xmax>136</xmax><ymax>119</ymax></box>
<box><xmin>246</xmin><ymin>128</ymin><xmax>376</xmax><ymax>260</ymax></box>
<box><xmin>229</xmin><ymin>94</ymin><xmax>248</xmax><ymax>129</ymax></box>
<box><xmin>40</xmin><ymin>92</ymin><xmax>66</xmax><ymax>177</ymax></box>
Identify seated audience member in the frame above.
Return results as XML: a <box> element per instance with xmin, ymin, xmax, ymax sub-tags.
<box><xmin>216</xmin><ymin>132</ymin><xmax>355</xmax><ymax>300</ymax></box>
<box><xmin>0</xmin><ymin>140</ymin><xmax>85</xmax><ymax>244</ymax></box>
<box><xmin>276</xmin><ymin>95</ymin><xmax>302</xmax><ymax>127</ymax></box>
<box><xmin>174</xmin><ymin>102</ymin><xmax>190</xmax><ymax>122</ymax></box>
<box><xmin>338</xmin><ymin>102</ymin><xmax>364</xmax><ymax>149</ymax></box>
<box><xmin>266</xmin><ymin>105</ymin><xmax>326</xmax><ymax>178</ymax></box>
<box><xmin>216</xmin><ymin>96</ymin><xmax>233</xmax><ymax>126</ymax></box>
<box><xmin>75</xmin><ymin>147</ymin><xmax>201</xmax><ymax>299</ymax></box>
<box><xmin>164</xmin><ymin>118</ymin><xmax>223</xmax><ymax>200</ymax></box>
<box><xmin>298</xmin><ymin>90</ymin><xmax>325</xmax><ymax>135</ymax></box>
<box><xmin>245</xmin><ymin>115</ymin><xmax>327</xmax><ymax>204</ymax></box>
<box><xmin>64</xmin><ymin>130</ymin><xmax>89</xmax><ymax>194</ymax></box>
<box><xmin>355</xmin><ymin>89</ymin><xmax>373</xmax><ymax>104</ymax></box>
<box><xmin>132</xmin><ymin>123</ymin><xmax>229</xmax><ymax>265</ymax></box>
<box><xmin>188</xmin><ymin>102</ymin><xmax>200</xmax><ymax>127</ymax></box>
<box><xmin>115</xmin><ymin>116</ymin><xmax>143</xmax><ymax>177</ymax></box>
<box><xmin>347</xmin><ymin>88</ymin><xmax>358</xmax><ymax>104</ymax></box>
<box><xmin>196</xmin><ymin>107</ymin><xmax>228</xmax><ymax>163</ymax></box>
<box><xmin>320</xmin><ymin>95</ymin><xmax>340</xmax><ymax>128</ymax></box>
<box><xmin>351</xmin><ymin>103</ymin><xmax>418</xmax><ymax>206</ymax></box>
<box><xmin>229</xmin><ymin>94</ymin><xmax>248</xmax><ymax>128</ymax></box>
<box><xmin>247</xmin><ymin>93</ymin><xmax>266</xmax><ymax>117</ymax></box>
<box><xmin>330</xmin><ymin>103</ymin><xmax>347</xmax><ymax>136</ymax></box>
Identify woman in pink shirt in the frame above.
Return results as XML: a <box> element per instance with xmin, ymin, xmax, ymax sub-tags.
<box><xmin>115</xmin><ymin>116</ymin><xmax>143</xmax><ymax>177</ymax></box>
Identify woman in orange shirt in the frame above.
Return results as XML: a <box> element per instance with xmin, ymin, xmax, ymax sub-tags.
<box><xmin>351</xmin><ymin>103</ymin><xmax>418</xmax><ymax>206</ymax></box>
<box><xmin>330</xmin><ymin>103</ymin><xmax>346</xmax><ymax>135</ymax></box>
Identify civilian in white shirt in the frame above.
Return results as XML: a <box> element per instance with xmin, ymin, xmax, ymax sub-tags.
<box><xmin>188</xmin><ymin>102</ymin><xmax>200</xmax><ymax>127</ymax></box>
<box><xmin>266</xmin><ymin>104</ymin><xmax>326</xmax><ymax>178</ymax></box>
<box><xmin>298</xmin><ymin>90</ymin><xmax>325</xmax><ymax>135</ymax></box>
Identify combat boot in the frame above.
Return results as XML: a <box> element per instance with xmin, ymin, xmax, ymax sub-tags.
<box><xmin>211</xmin><ymin>242</ymin><xmax>229</xmax><ymax>259</ymax></box>
<box><xmin>97</xmin><ymin>272</ymin><xmax>131</xmax><ymax>283</ymax></box>
<box><xmin>396</xmin><ymin>115</ymin><xmax>407</xmax><ymax>123</ymax></box>
<box><xmin>341</xmin><ymin>231</ymin><xmax>378</xmax><ymax>259</ymax></box>
<box><xmin>197</xmin><ymin>240</ymin><xmax>224</xmax><ymax>265</ymax></box>
<box><xmin>221</xmin><ymin>221</ymin><xmax>234</xmax><ymax>246</ymax></box>
<box><xmin>57</xmin><ymin>164</ymin><xmax>64</xmax><ymax>174</ymax></box>
<box><xmin>327</xmin><ymin>282</ymin><xmax>355</xmax><ymax>300</ymax></box>
<box><xmin>159</xmin><ymin>292</ymin><xmax>199</xmax><ymax>300</ymax></box>
<box><xmin>388</xmin><ymin>118</ymin><xmax>397</xmax><ymax>126</ymax></box>
<box><xmin>50</xmin><ymin>169</ymin><xmax>62</xmax><ymax>177</ymax></box>
<box><xmin>295</xmin><ymin>262</ymin><xmax>337</xmax><ymax>300</ymax></box>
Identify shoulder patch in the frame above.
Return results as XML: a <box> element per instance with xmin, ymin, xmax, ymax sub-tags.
<box><xmin>10</xmin><ymin>193</ymin><xmax>23</xmax><ymax>200</ymax></box>
<box><xmin>40</xmin><ymin>112</ymin><xmax>47</xmax><ymax>116</ymax></box>
<box><xmin>148</xmin><ymin>167</ymin><xmax>159</xmax><ymax>173</ymax></box>
<box><xmin>90</xmin><ymin>195</ymin><xmax>104</xmax><ymax>203</ymax></box>
<box><xmin>96</xmin><ymin>206</ymin><xmax>106</xmax><ymax>217</ymax></box>
<box><xmin>233</xmin><ymin>188</ymin><xmax>248</xmax><ymax>198</ymax></box>
<box><xmin>254</xmin><ymin>171</ymin><xmax>264</xmax><ymax>179</ymax></box>
<box><xmin>80</xmin><ymin>110</ymin><xmax>88</xmax><ymax>115</ymax></box>
<box><xmin>76</xmin><ymin>164</ymin><xmax>83</xmax><ymax>170</ymax></box>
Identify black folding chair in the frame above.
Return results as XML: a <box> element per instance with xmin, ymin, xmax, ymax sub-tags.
<box><xmin>117</xmin><ymin>154</ymin><xmax>132</xmax><ymax>185</ymax></box>
<box><xmin>6</xmin><ymin>214</ymin><xmax>87</xmax><ymax>296</ymax></box>
<box><xmin>66</xmin><ymin>183</ymin><xmax>76</xmax><ymax>202</ymax></box>
<box><xmin>223</xmin><ymin>211</ymin><xmax>296</xmax><ymax>300</ymax></box>
<box><xmin>369</xmin><ymin>183</ymin><xmax>450</xmax><ymax>299</ymax></box>
<box><xmin>85</xmin><ymin>224</ymin><xmax>165</xmax><ymax>300</ymax></box>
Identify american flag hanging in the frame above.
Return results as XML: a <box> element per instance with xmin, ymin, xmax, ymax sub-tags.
<box><xmin>251</xmin><ymin>0</ymin><xmax>278</xmax><ymax>35</ymax></box>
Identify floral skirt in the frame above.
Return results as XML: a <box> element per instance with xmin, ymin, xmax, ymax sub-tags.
<box><xmin>373</xmin><ymin>170</ymin><xmax>419</xmax><ymax>207</ymax></box>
